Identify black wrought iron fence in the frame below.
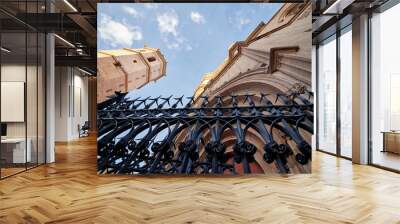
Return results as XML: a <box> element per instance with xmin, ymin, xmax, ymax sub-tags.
<box><xmin>97</xmin><ymin>91</ymin><xmax>313</xmax><ymax>174</ymax></box>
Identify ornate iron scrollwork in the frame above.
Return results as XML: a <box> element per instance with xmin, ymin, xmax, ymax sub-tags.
<box><xmin>97</xmin><ymin>91</ymin><xmax>313</xmax><ymax>174</ymax></box>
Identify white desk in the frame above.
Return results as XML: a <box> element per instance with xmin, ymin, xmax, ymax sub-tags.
<box><xmin>1</xmin><ymin>138</ymin><xmax>31</xmax><ymax>163</ymax></box>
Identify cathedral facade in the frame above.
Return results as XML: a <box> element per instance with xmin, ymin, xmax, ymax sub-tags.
<box><xmin>194</xmin><ymin>3</ymin><xmax>311</xmax><ymax>100</ymax></box>
<box><xmin>188</xmin><ymin>2</ymin><xmax>313</xmax><ymax>173</ymax></box>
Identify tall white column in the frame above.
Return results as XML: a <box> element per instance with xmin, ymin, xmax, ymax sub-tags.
<box><xmin>352</xmin><ymin>14</ymin><xmax>369</xmax><ymax>164</ymax></box>
<box><xmin>45</xmin><ymin>0</ymin><xmax>56</xmax><ymax>163</ymax></box>
<box><xmin>46</xmin><ymin>33</ymin><xmax>55</xmax><ymax>163</ymax></box>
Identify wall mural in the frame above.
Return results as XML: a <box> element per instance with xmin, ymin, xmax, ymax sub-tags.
<box><xmin>97</xmin><ymin>2</ymin><xmax>312</xmax><ymax>175</ymax></box>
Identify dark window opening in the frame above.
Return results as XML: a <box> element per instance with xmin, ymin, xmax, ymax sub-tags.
<box><xmin>147</xmin><ymin>57</ymin><xmax>156</xmax><ymax>62</ymax></box>
<box><xmin>133</xmin><ymin>60</ymin><xmax>137</xmax><ymax>63</ymax></box>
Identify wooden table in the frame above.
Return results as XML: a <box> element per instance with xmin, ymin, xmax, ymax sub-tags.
<box><xmin>382</xmin><ymin>131</ymin><xmax>400</xmax><ymax>154</ymax></box>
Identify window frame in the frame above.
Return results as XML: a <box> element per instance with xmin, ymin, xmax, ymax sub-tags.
<box><xmin>315</xmin><ymin>23</ymin><xmax>353</xmax><ymax>161</ymax></box>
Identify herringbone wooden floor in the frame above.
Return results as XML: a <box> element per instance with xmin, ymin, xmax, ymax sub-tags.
<box><xmin>1</xmin><ymin>136</ymin><xmax>400</xmax><ymax>224</ymax></box>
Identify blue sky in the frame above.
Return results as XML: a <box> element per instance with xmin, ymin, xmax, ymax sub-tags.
<box><xmin>98</xmin><ymin>3</ymin><xmax>281</xmax><ymax>98</ymax></box>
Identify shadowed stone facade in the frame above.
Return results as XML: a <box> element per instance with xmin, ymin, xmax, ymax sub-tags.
<box><xmin>189</xmin><ymin>2</ymin><xmax>313</xmax><ymax>173</ymax></box>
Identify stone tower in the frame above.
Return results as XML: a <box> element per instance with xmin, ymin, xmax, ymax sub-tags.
<box><xmin>97</xmin><ymin>47</ymin><xmax>167</xmax><ymax>102</ymax></box>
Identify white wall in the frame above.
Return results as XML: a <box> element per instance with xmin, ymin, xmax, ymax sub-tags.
<box><xmin>55</xmin><ymin>66</ymin><xmax>69</xmax><ymax>141</ymax></box>
<box><xmin>54</xmin><ymin>67</ymin><xmax>89</xmax><ymax>141</ymax></box>
<box><xmin>71</xmin><ymin>72</ymin><xmax>89</xmax><ymax>138</ymax></box>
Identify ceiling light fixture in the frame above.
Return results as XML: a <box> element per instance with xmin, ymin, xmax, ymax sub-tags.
<box><xmin>76</xmin><ymin>48</ymin><xmax>84</xmax><ymax>55</ymax></box>
<box><xmin>54</xmin><ymin>34</ymin><xmax>75</xmax><ymax>48</ymax></box>
<box><xmin>323</xmin><ymin>0</ymin><xmax>355</xmax><ymax>15</ymax></box>
<box><xmin>63</xmin><ymin>0</ymin><xmax>78</xmax><ymax>12</ymax></box>
<box><xmin>1</xmin><ymin>47</ymin><xmax>11</xmax><ymax>53</ymax></box>
<box><xmin>78</xmin><ymin>67</ymin><xmax>94</xmax><ymax>76</ymax></box>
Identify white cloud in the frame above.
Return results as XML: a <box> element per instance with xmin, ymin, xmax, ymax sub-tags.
<box><xmin>239</xmin><ymin>18</ymin><xmax>250</xmax><ymax>26</ymax></box>
<box><xmin>230</xmin><ymin>10</ymin><xmax>252</xmax><ymax>30</ymax></box>
<box><xmin>231</xmin><ymin>17</ymin><xmax>251</xmax><ymax>30</ymax></box>
<box><xmin>190</xmin><ymin>11</ymin><xmax>205</xmax><ymax>24</ymax></box>
<box><xmin>160</xmin><ymin>32</ymin><xmax>192</xmax><ymax>51</ymax></box>
<box><xmin>167</xmin><ymin>42</ymin><xmax>179</xmax><ymax>50</ymax></box>
<box><xmin>98</xmin><ymin>14</ymin><xmax>142</xmax><ymax>48</ymax></box>
<box><xmin>156</xmin><ymin>11</ymin><xmax>192</xmax><ymax>51</ymax></box>
<box><xmin>157</xmin><ymin>12</ymin><xmax>179</xmax><ymax>37</ymax></box>
<box><xmin>123</xmin><ymin>6</ymin><xmax>140</xmax><ymax>17</ymax></box>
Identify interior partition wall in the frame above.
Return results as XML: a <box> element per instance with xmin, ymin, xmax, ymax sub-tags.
<box><xmin>0</xmin><ymin>1</ymin><xmax>46</xmax><ymax>179</ymax></box>
<box><xmin>316</xmin><ymin>24</ymin><xmax>353</xmax><ymax>159</ymax></box>
<box><xmin>54</xmin><ymin>66</ymin><xmax>90</xmax><ymax>142</ymax></box>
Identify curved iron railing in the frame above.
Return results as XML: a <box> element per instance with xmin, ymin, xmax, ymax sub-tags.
<box><xmin>97</xmin><ymin>91</ymin><xmax>313</xmax><ymax>174</ymax></box>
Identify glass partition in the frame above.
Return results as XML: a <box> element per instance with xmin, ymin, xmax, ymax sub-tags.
<box><xmin>317</xmin><ymin>35</ymin><xmax>337</xmax><ymax>154</ymax></box>
<box><xmin>339</xmin><ymin>26</ymin><xmax>352</xmax><ymax>158</ymax></box>
<box><xmin>1</xmin><ymin>31</ymin><xmax>28</xmax><ymax>177</ymax></box>
<box><xmin>316</xmin><ymin>24</ymin><xmax>353</xmax><ymax>159</ymax></box>
<box><xmin>370</xmin><ymin>4</ymin><xmax>400</xmax><ymax>171</ymax></box>
<box><xmin>0</xmin><ymin>1</ymin><xmax>46</xmax><ymax>179</ymax></box>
